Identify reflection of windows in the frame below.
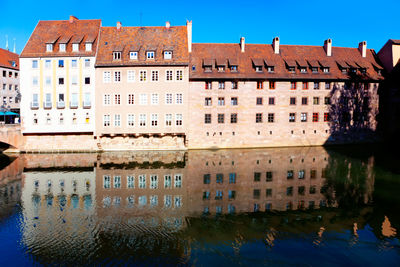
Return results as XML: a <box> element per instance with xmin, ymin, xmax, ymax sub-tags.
<box><xmin>287</xmin><ymin>170</ymin><xmax>294</xmax><ymax>179</ymax></box>
<box><xmin>203</xmin><ymin>191</ymin><xmax>210</xmax><ymax>200</ymax></box>
<box><xmin>254</xmin><ymin>172</ymin><xmax>261</xmax><ymax>181</ymax></box>
<box><xmin>310</xmin><ymin>170</ymin><xmax>317</xmax><ymax>179</ymax></box>
<box><xmin>150</xmin><ymin>175</ymin><xmax>158</xmax><ymax>189</ymax></box>
<box><xmin>298</xmin><ymin>170</ymin><xmax>305</xmax><ymax>179</ymax></box>
<box><xmin>228</xmin><ymin>204</ymin><xmax>235</xmax><ymax>214</ymax></box>
<box><xmin>139</xmin><ymin>175</ymin><xmax>146</xmax><ymax>188</ymax></box>
<box><xmin>174</xmin><ymin>174</ymin><xmax>182</xmax><ymax>188</ymax></box>
<box><xmin>266</xmin><ymin>171</ymin><xmax>273</xmax><ymax>181</ymax></box>
<box><xmin>164</xmin><ymin>195</ymin><xmax>172</xmax><ymax>208</ymax></box>
<box><xmin>174</xmin><ymin>196</ymin><xmax>182</xmax><ymax>208</ymax></box>
<box><xmin>215</xmin><ymin>190</ymin><xmax>223</xmax><ymax>200</ymax></box>
<box><xmin>114</xmin><ymin>176</ymin><xmax>121</xmax><ymax>188</ymax></box>
<box><xmin>150</xmin><ymin>195</ymin><xmax>158</xmax><ymax>206</ymax></box>
<box><xmin>286</xmin><ymin>186</ymin><xmax>293</xmax><ymax>196</ymax></box>
<box><xmin>103</xmin><ymin>196</ymin><xmax>111</xmax><ymax>207</ymax></box>
<box><xmin>216</xmin><ymin>173</ymin><xmax>223</xmax><ymax>184</ymax></box>
<box><xmin>228</xmin><ymin>190</ymin><xmax>236</xmax><ymax>200</ymax></box>
<box><xmin>164</xmin><ymin>175</ymin><xmax>172</xmax><ymax>188</ymax></box>
<box><xmin>229</xmin><ymin>173</ymin><xmax>236</xmax><ymax>184</ymax></box>
<box><xmin>203</xmin><ymin>174</ymin><xmax>210</xmax><ymax>184</ymax></box>
<box><xmin>139</xmin><ymin>196</ymin><xmax>147</xmax><ymax>206</ymax></box>
<box><xmin>127</xmin><ymin>176</ymin><xmax>135</xmax><ymax>188</ymax></box>
<box><xmin>103</xmin><ymin>175</ymin><xmax>111</xmax><ymax>189</ymax></box>
<box><xmin>266</xmin><ymin>188</ymin><xmax>272</xmax><ymax>197</ymax></box>
<box><xmin>253</xmin><ymin>189</ymin><xmax>260</xmax><ymax>199</ymax></box>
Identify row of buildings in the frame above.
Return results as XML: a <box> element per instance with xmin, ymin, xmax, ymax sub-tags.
<box><xmin>14</xmin><ymin>16</ymin><xmax>400</xmax><ymax>151</ymax></box>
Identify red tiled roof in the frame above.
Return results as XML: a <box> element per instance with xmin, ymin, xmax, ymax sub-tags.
<box><xmin>190</xmin><ymin>43</ymin><xmax>383</xmax><ymax>80</ymax></box>
<box><xmin>20</xmin><ymin>19</ymin><xmax>101</xmax><ymax>58</ymax></box>
<box><xmin>0</xmin><ymin>48</ymin><xmax>19</xmax><ymax>70</ymax></box>
<box><xmin>95</xmin><ymin>25</ymin><xmax>189</xmax><ymax>67</ymax></box>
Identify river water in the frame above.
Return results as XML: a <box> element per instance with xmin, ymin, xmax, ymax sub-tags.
<box><xmin>0</xmin><ymin>146</ymin><xmax>399</xmax><ymax>266</ymax></box>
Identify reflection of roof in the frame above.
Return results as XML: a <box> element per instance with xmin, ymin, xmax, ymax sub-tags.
<box><xmin>190</xmin><ymin>43</ymin><xmax>384</xmax><ymax>80</ymax></box>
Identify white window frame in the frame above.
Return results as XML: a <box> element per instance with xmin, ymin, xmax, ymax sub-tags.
<box><xmin>176</xmin><ymin>70</ymin><xmax>183</xmax><ymax>81</ymax></box>
<box><xmin>84</xmin><ymin>59</ymin><xmax>90</xmax><ymax>68</ymax></box>
<box><xmin>166</xmin><ymin>70</ymin><xmax>173</xmax><ymax>81</ymax></box>
<box><xmin>85</xmin><ymin>43</ymin><xmax>92</xmax><ymax>52</ymax></box>
<box><xmin>114</xmin><ymin>114</ymin><xmax>121</xmax><ymax>127</ymax></box>
<box><xmin>151</xmin><ymin>114</ymin><xmax>158</xmax><ymax>127</ymax></box>
<box><xmin>46</xmin><ymin>43</ymin><xmax>53</xmax><ymax>52</ymax></box>
<box><xmin>114</xmin><ymin>71</ymin><xmax>121</xmax><ymax>82</ymax></box>
<box><xmin>114</xmin><ymin>94</ymin><xmax>121</xmax><ymax>105</ymax></box>
<box><xmin>103</xmin><ymin>94</ymin><xmax>111</xmax><ymax>106</ymax></box>
<box><xmin>151</xmin><ymin>70</ymin><xmax>159</xmax><ymax>82</ymax></box>
<box><xmin>71</xmin><ymin>59</ymin><xmax>78</xmax><ymax>68</ymax></box>
<box><xmin>127</xmin><ymin>114</ymin><xmax>135</xmax><ymax>127</ymax></box>
<box><xmin>146</xmin><ymin>51</ymin><xmax>155</xmax><ymax>59</ymax></box>
<box><xmin>130</xmin><ymin>51</ymin><xmax>138</xmax><ymax>60</ymax></box>
<box><xmin>164</xmin><ymin>51</ymin><xmax>172</xmax><ymax>59</ymax></box>
<box><xmin>59</xmin><ymin>43</ymin><xmax>66</xmax><ymax>52</ymax></box>
<box><xmin>45</xmin><ymin>60</ymin><xmax>51</xmax><ymax>69</ymax></box>
<box><xmin>139</xmin><ymin>94</ymin><xmax>147</xmax><ymax>105</ymax></box>
<box><xmin>103</xmin><ymin>71</ymin><xmax>111</xmax><ymax>83</ymax></box>
<box><xmin>139</xmin><ymin>70</ymin><xmax>147</xmax><ymax>82</ymax></box>
<box><xmin>139</xmin><ymin>114</ymin><xmax>146</xmax><ymax>126</ymax></box>
<box><xmin>165</xmin><ymin>93</ymin><xmax>173</xmax><ymax>105</ymax></box>
<box><xmin>127</xmin><ymin>70</ymin><xmax>135</xmax><ymax>82</ymax></box>
<box><xmin>72</xmin><ymin>43</ymin><xmax>79</xmax><ymax>52</ymax></box>
<box><xmin>175</xmin><ymin>93</ymin><xmax>183</xmax><ymax>104</ymax></box>
<box><xmin>127</xmin><ymin>94</ymin><xmax>134</xmax><ymax>105</ymax></box>
<box><xmin>32</xmin><ymin>60</ymin><xmax>38</xmax><ymax>69</ymax></box>
<box><xmin>175</xmin><ymin>114</ymin><xmax>183</xmax><ymax>126</ymax></box>
<box><xmin>165</xmin><ymin>114</ymin><xmax>172</xmax><ymax>126</ymax></box>
<box><xmin>151</xmin><ymin>93</ymin><xmax>159</xmax><ymax>105</ymax></box>
<box><xmin>103</xmin><ymin>114</ymin><xmax>110</xmax><ymax>126</ymax></box>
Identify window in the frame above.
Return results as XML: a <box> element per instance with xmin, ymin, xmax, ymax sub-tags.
<box><xmin>146</xmin><ymin>51</ymin><xmax>155</xmax><ymax>59</ymax></box>
<box><xmin>216</xmin><ymin>173</ymin><xmax>223</xmax><ymax>184</ymax></box>
<box><xmin>127</xmin><ymin>114</ymin><xmax>135</xmax><ymax>126</ymax></box>
<box><xmin>255</xmin><ymin>66</ymin><xmax>263</xmax><ymax>72</ymax></box>
<box><xmin>254</xmin><ymin>172</ymin><xmax>261</xmax><ymax>182</ymax></box>
<box><xmin>324</xmin><ymin>97</ymin><xmax>330</xmax><ymax>105</ymax></box>
<box><xmin>46</xmin><ymin>43</ymin><xmax>53</xmax><ymax>52</ymax></box>
<box><xmin>325</xmin><ymin>82</ymin><xmax>331</xmax><ymax>89</ymax></box>
<box><xmin>85</xmin><ymin>59</ymin><xmax>90</xmax><ymax>68</ymax></box>
<box><xmin>32</xmin><ymin>60</ymin><xmax>38</xmax><ymax>68</ymax></box>
<box><xmin>139</xmin><ymin>94</ymin><xmax>147</xmax><ymax>105</ymax></box>
<box><xmin>151</xmin><ymin>70</ymin><xmax>159</xmax><ymax>81</ymax></box>
<box><xmin>139</xmin><ymin>114</ymin><xmax>146</xmax><ymax>126</ymax></box>
<box><xmin>59</xmin><ymin>43</ymin><xmax>66</xmax><ymax>52</ymax></box>
<box><xmin>45</xmin><ymin>60</ymin><xmax>51</xmax><ymax>69</ymax></box>
<box><xmin>58</xmin><ymin>60</ymin><xmax>64</xmax><ymax>68</ymax></box>
<box><xmin>312</xmin><ymin>67</ymin><xmax>318</xmax><ymax>73</ymax></box>
<box><xmin>218</xmin><ymin>81</ymin><xmax>225</xmax><ymax>89</ymax></box>
<box><xmin>230</xmin><ymin>65</ymin><xmax>238</xmax><ymax>72</ymax></box>
<box><xmin>71</xmin><ymin>59</ymin><xmax>78</xmax><ymax>68</ymax></box>
<box><xmin>114</xmin><ymin>71</ymin><xmax>121</xmax><ymax>82</ymax></box>
<box><xmin>314</xmin><ymin>82</ymin><xmax>320</xmax><ymax>90</ymax></box>
<box><xmin>205</xmin><ymin>97</ymin><xmax>212</xmax><ymax>106</ymax></box>
<box><xmin>85</xmin><ymin>77</ymin><xmax>90</xmax><ymax>85</ymax></box>
<box><xmin>300</xmin><ymin>67</ymin><xmax>307</xmax><ymax>73</ymax></box>
<box><xmin>174</xmin><ymin>174</ymin><xmax>182</xmax><ymax>188</ymax></box>
<box><xmin>232</xmin><ymin>81</ymin><xmax>238</xmax><ymax>89</ymax></box>
<box><xmin>289</xmin><ymin>113</ymin><xmax>296</xmax><ymax>122</ymax></box>
<box><xmin>287</xmin><ymin>170</ymin><xmax>294</xmax><ymax>179</ymax></box>
<box><xmin>324</xmin><ymin>112</ymin><xmax>330</xmax><ymax>122</ymax></box>
<box><xmin>231</xmin><ymin>97</ymin><xmax>238</xmax><ymax>106</ymax></box>
<box><xmin>301</xmin><ymin>97</ymin><xmax>308</xmax><ymax>105</ymax></box>
<box><xmin>176</xmin><ymin>114</ymin><xmax>183</xmax><ymax>126</ymax></box>
<box><xmin>151</xmin><ymin>114</ymin><xmax>158</xmax><ymax>126</ymax></box>
<box><xmin>166</xmin><ymin>93</ymin><xmax>173</xmax><ymax>104</ymax></box>
<box><xmin>256</xmin><ymin>113</ymin><xmax>263</xmax><ymax>123</ymax></box>
<box><xmin>72</xmin><ymin>43</ymin><xmax>79</xmax><ymax>52</ymax></box>
<box><xmin>288</xmin><ymin>66</ymin><xmax>295</xmax><ymax>73</ymax></box>
<box><xmin>165</xmin><ymin>114</ymin><xmax>172</xmax><ymax>126</ymax></box>
<box><xmin>151</xmin><ymin>93</ymin><xmax>159</xmax><ymax>105</ymax></box>
<box><xmin>103</xmin><ymin>94</ymin><xmax>111</xmax><ymax>105</ymax></box>
<box><xmin>290</xmin><ymin>82</ymin><xmax>296</xmax><ymax>90</ymax></box>
<box><xmin>266</xmin><ymin>172</ymin><xmax>273</xmax><ymax>182</ymax></box>
<box><xmin>257</xmin><ymin>81</ymin><xmax>263</xmax><ymax>89</ymax></box>
<box><xmin>103</xmin><ymin>115</ymin><xmax>110</xmax><ymax>126</ymax></box>
<box><xmin>269</xmin><ymin>81</ymin><xmax>275</xmax><ymax>89</ymax></box>
<box><xmin>176</xmin><ymin>93</ymin><xmax>183</xmax><ymax>104</ymax></box>
<box><xmin>229</xmin><ymin>173</ymin><xmax>236</xmax><ymax>184</ymax></box>
<box><xmin>128</xmin><ymin>94</ymin><xmax>134</xmax><ymax>105</ymax></box>
<box><xmin>127</xmin><ymin>70</ymin><xmax>135</xmax><ymax>82</ymax></box>
<box><xmin>114</xmin><ymin>94</ymin><xmax>121</xmax><ymax>105</ymax></box>
<box><xmin>313</xmin><ymin>97</ymin><xmax>320</xmax><ymax>105</ymax></box>
<box><xmin>85</xmin><ymin>43</ymin><xmax>92</xmax><ymax>51</ymax></box>
<box><xmin>267</xmin><ymin>66</ymin><xmax>274</xmax><ymax>73</ymax></box>
<box><xmin>268</xmin><ymin>97</ymin><xmax>275</xmax><ymax>105</ymax></box>
<box><xmin>256</xmin><ymin>97</ymin><xmax>263</xmax><ymax>105</ymax></box>
<box><xmin>114</xmin><ymin>114</ymin><xmax>121</xmax><ymax>127</ymax></box>
<box><xmin>230</xmin><ymin>113</ymin><xmax>237</xmax><ymax>123</ymax></box>
<box><xmin>9</xmin><ymin>84</ymin><xmax>12</xmax><ymax>90</ymax></box>
<box><xmin>290</xmin><ymin>97</ymin><xmax>296</xmax><ymax>105</ymax></box>
<box><xmin>140</xmin><ymin>71</ymin><xmax>147</xmax><ymax>81</ymax></box>
<box><xmin>103</xmin><ymin>176</ymin><xmax>111</xmax><ymax>189</ymax></box>
<box><xmin>302</xmin><ymin>82</ymin><xmax>308</xmax><ymax>89</ymax></box>
<box><xmin>218</xmin><ymin>113</ymin><xmax>224</xmax><ymax>123</ymax></box>
<box><xmin>130</xmin><ymin>51</ymin><xmax>138</xmax><ymax>60</ymax></box>
<box><xmin>165</xmin><ymin>70</ymin><xmax>173</xmax><ymax>81</ymax></box>
<box><xmin>313</xmin><ymin>112</ymin><xmax>319</xmax><ymax>122</ymax></box>
<box><xmin>218</xmin><ymin>97</ymin><xmax>225</xmax><ymax>106</ymax></box>
<box><xmin>71</xmin><ymin>75</ymin><xmax>77</xmax><ymax>86</ymax></box>
<box><xmin>176</xmin><ymin>70</ymin><xmax>183</xmax><ymax>81</ymax></box>
<box><xmin>113</xmin><ymin>51</ymin><xmax>121</xmax><ymax>60</ymax></box>
<box><xmin>103</xmin><ymin>71</ymin><xmax>111</xmax><ymax>83</ymax></box>
<box><xmin>217</xmin><ymin>66</ymin><xmax>225</xmax><ymax>72</ymax></box>
<box><xmin>268</xmin><ymin>113</ymin><xmax>274</xmax><ymax>123</ymax></box>
<box><xmin>301</xmin><ymin>112</ymin><xmax>307</xmax><ymax>122</ymax></box>
<box><xmin>205</xmin><ymin>114</ymin><xmax>211</xmax><ymax>124</ymax></box>
<box><xmin>323</xmin><ymin>67</ymin><xmax>330</xmax><ymax>73</ymax></box>
<box><xmin>127</xmin><ymin>176</ymin><xmax>135</xmax><ymax>188</ymax></box>
<box><xmin>205</xmin><ymin>81</ymin><xmax>212</xmax><ymax>89</ymax></box>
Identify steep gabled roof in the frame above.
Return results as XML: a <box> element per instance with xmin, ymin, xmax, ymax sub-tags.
<box><xmin>20</xmin><ymin>18</ymin><xmax>101</xmax><ymax>58</ymax></box>
<box><xmin>0</xmin><ymin>48</ymin><xmax>19</xmax><ymax>70</ymax></box>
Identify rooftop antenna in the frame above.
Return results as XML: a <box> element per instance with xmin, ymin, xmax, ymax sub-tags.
<box><xmin>13</xmin><ymin>38</ymin><xmax>16</xmax><ymax>53</ymax></box>
<box><xmin>5</xmin><ymin>35</ymin><xmax>9</xmax><ymax>50</ymax></box>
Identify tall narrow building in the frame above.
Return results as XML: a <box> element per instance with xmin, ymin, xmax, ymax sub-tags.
<box><xmin>0</xmin><ymin>48</ymin><xmax>20</xmax><ymax>119</ymax></box>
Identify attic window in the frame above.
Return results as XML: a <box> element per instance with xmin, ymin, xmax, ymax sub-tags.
<box><xmin>377</xmin><ymin>69</ymin><xmax>382</xmax><ymax>75</ymax></box>
<box><xmin>230</xmin><ymin>65</ymin><xmax>238</xmax><ymax>72</ymax></box>
<box><xmin>350</xmin><ymin>68</ymin><xmax>357</xmax><ymax>73</ymax></box>
<box><xmin>341</xmin><ymin>68</ymin><xmax>347</xmax><ymax>73</ymax></box>
<box><xmin>255</xmin><ymin>66</ymin><xmax>263</xmax><ymax>72</ymax></box>
<box><xmin>130</xmin><ymin>51</ymin><xmax>138</xmax><ymax>60</ymax></box>
<box><xmin>72</xmin><ymin>43</ymin><xmax>79</xmax><ymax>52</ymax></box>
<box><xmin>146</xmin><ymin>51</ymin><xmax>155</xmax><ymax>59</ymax></box>
<box><xmin>46</xmin><ymin>44</ymin><xmax>53</xmax><ymax>52</ymax></box>
<box><xmin>164</xmin><ymin>51</ymin><xmax>172</xmax><ymax>59</ymax></box>
<box><xmin>288</xmin><ymin>67</ymin><xmax>295</xmax><ymax>73</ymax></box>
<box><xmin>322</xmin><ymin>67</ymin><xmax>330</xmax><ymax>73</ymax></box>
<box><xmin>300</xmin><ymin>67</ymin><xmax>307</xmax><ymax>73</ymax></box>
<box><xmin>311</xmin><ymin>67</ymin><xmax>318</xmax><ymax>73</ymax></box>
<box><xmin>59</xmin><ymin>43</ymin><xmax>66</xmax><ymax>52</ymax></box>
<box><xmin>267</xmin><ymin>66</ymin><xmax>274</xmax><ymax>73</ymax></box>
<box><xmin>204</xmin><ymin>66</ymin><xmax>212</xmax><ymax>72</ymax></box>
<box><xmin>218</xmin><ymin>66</ymin><xmax>225</xmax><ymax>72</ymax></box>
<box><xmin>113</xmin><ymin>52</ymin><xmax>121</xmax><ymax>60</ymax></box>
<box><xmin>360</xmin><ymin>68</ymin><xmax>366</xmax><ymax>74</ymax></box>
<box><xmin>85</xmin><ymin>43</ymin><xmax>92</xmax><ymax>52</ymax></box>
<box><xmin>11</xmin><ymin>61</ymin><xmax>16</xmax><ymax>67</ymax></box>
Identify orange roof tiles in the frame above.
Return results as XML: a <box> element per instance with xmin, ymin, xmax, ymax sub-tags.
<box><xmin>0</xmin><ymin>48</ymin><xmax>19</xmax><ymax>70</ymax></box>
<box><xmin>20</xmin><ymin>19</ymin><xmax>101</xmax><ymax>58</ymax></box>
<box><xmin>95</xmin><ymin>25</ymin><xmax>189</xmax><ymax>67</ymax></box>
<box><xmin>190</xmin><ymin>43</ymin><xmax>384</xmax><ymax>81</ymax></box>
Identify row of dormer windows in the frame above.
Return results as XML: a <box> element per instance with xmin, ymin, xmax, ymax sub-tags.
<box><xmin>46</xmin><ymin>43</ymin><xmax>92</xmax><ymax>53</ymax></box>
<box><xmin>112</xmin><ymin>50</ymin><xmax>173</xmax><ymax>61</ymax></box>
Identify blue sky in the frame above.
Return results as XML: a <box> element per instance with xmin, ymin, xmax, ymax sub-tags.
<box><xmin>0</xmin><ymin>0</ymin><xmax>398</xmax><ymax>54</ymax></box>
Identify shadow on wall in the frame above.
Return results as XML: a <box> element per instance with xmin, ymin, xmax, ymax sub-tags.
<box><xmin>325</xmin><ymin>72</ymin><xmax>380</xmax><ymax>145</ymax></box>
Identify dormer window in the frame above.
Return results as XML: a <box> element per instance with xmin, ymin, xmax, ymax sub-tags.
<box><xmin>341</xmin><ymin>68</ymin><xmax>347</xmax><ymax>73</ymax></box>
<box><xmin>288</xmin><ymin>67</ymin><xmax>295</xmax><ymax>73</ymax></box>
<box><xmin>218</xmin><ymin>66</ymin><xmax>225</xmax><ymax>72</ymax></box>
<box><xmin>130</xmin><ymin>51</ymin><xmax>138</xmax><ymax>60</ymax></box>
<box><xmin>252</xmin><ymin>59</ymin><xmax>264</xmax><ymax>73</ymax></box>
<box><xmin>46</xmin><ymin>44</ymin><xmax>53</xmax><ymax>52</ymax></box>
<box><xmin>164</xmin><ymin>51</ymin><xmax>172</xmax><ymax>59</ymax></box>
<box><xmin>11</xmin><ymin>61</ymin><xmax>16</xmax><ymax>67</ymax></box>
<box><xmin>146</xmin><ymin>51</ymin><xmax>155</xmax><ymax>59</ymax></box>
<box><xmin>59</xmin><ymin>43</ymin><xmax>66</xmax><ymax>52</ymax></box>
<box><xmin>285</xmin><ymin>60</ymin><xmax>296</xmax><ymax>73</ymax></box>
<box><xmin>350</xmin><ymin>68</ymin><xmax>357</xmax><ymax>73</ymax></box>
<box><xmin>360</xmin><ymin>68</ymin><xmax>366</xmax><ymax>74</ymax></box>
<box><xmin>113</xmin><ymin>52</ymin><xmax>121</xmax><ymax>60</ymax></box>
<box><xmin>377</xmin><ymin>69</ymin><xmax>382</xmax><ymax>75</ymax></box>
<box><xmin>204</xmin><ymin>66</ymin><xmax>212</xmax><ymax>72</ymax></box>
<box><xmin>85</xmin><ymin>43</ymin><xmax>92</xmax><ymax>52</ymax></box>
<box><xmin>230</xmin><ymin>65</ymin><xmax>238</xmax><ymax>72</ymax></box>
<box><xmin>311</xmin><ymin>67</ymin><xmax>318</xmax><ymax>73</ymax></box>
<box><xmin>322</xmin><ymin>67</ymin><xmax>330</xmax><ymax>73</ymax></box>
<box><xmin>255</xmin><ymin>66</ymin><xmax>263</xmax><ymax>72</ymax></box>
<box><xmin>203</xmin><ymin>59</ymin><xmax>213</xmax><ymax>72</ymax></box>
<box><xmin>72</xmin><ymin>43</ymin><xmax>79</xmax><ymax>52</ymax></box>
<box><xmin>267</xmin><ymin>66</ymin><xmax>274</xmax><ymax>73</ymax></box>
<box><xmin>300</xmin><ymin>67</ymin><xmax>307</xmax><ymax>73</ymax></box>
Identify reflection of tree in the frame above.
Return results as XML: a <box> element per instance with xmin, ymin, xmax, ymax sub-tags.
<box><xmin>327</xmin><ymin>73</ymin><xmax>379</xmax><ymax>143</ymax></box>
<box><xmin>322</xmin><ymin>151</ymin><xmax>373</xmax><ymax>210</ymax></box>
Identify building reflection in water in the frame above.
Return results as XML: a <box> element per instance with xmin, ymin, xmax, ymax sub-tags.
<box><xmin>0</xmin><ymin>147</ymin><xmax>397</xmax><ymax>265</ymax></box>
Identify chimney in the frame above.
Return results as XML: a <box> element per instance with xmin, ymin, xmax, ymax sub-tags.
<box><xmin>324</xmin><ymin>38</ymin><xmax>332</xmax><ymax>56</ymax></box>
<box><xmin>240</xmin><ymin>37</ymin><xmax>245</xmax><ymax>53</ymax></box>
<box><xmin>117</xmin><ymin>21</ymin><xmax>122</xmax><ymax>31</ymax></box>
<box><xmin>358</xmin><ymin>41</ymin><xmax>367</xmax><ymax>58</ymax></box>
<box><xmin>166</xmin><ymin>21</ymin><xmax>170</xmax><ymax>29</ymax></box>
<box><xmin>186</xmin><ymin>20</ymin><xmax>192</xmax><ymax>53</ymax></box>
<box><xmin>272</xmin><ymin>37</ymin><xmax>280</xmax><ymax>54</ymax></box>
<box><xmin>69</xmin><ymin>16</ymin><xmax>78</xmax><ymax>23</ymax></box>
